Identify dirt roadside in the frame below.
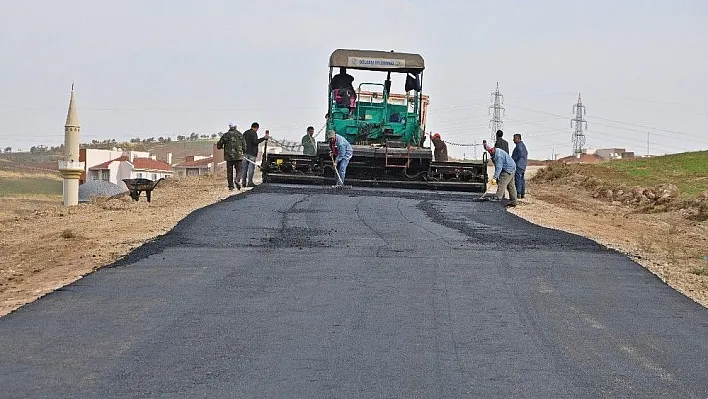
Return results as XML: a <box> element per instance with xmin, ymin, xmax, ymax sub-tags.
<box><xmin>0</xmin><ymin>173</ymin><xmax>249</xmax><ymax>317</ymax></box>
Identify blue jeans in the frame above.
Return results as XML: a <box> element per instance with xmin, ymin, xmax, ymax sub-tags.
<box><xmin>336</xmin><ymin>157</ymin><xmax>350</xmax><ymax>185</ymax></box>
<box><xmin>515</xmin><ymin>168</ymin><xmax>525</xmax><ymax>196</ymax></box>
<box><xmin>241</xmin><ymin>154</ymin><xmax>256</xmax><ymax>185</ymax></box>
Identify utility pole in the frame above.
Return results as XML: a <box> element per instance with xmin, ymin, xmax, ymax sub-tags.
<box><xmin>570</xmin><ymin>93</ymin><xmax>587</xmax><ymax>157</ymax></box>
<box><xmin>646</xmin><ymin>128</ymin><xmax>650</xmax><ymax>157</ymax></box>
<box><xmin>488</xmin><ymin>82</ymin><xmax>505</xmax><ymax>142</ymax></box>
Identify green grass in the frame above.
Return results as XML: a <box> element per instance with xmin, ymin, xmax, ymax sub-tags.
<box><xmin>0</xmin><ymin>178</ymin><xmax>63</xmax><ymax>197</ymax></box>
<box><xmin>581</xmin><ymin>151</ymin><xmax>708</xmax><ymax>197</ymax></box>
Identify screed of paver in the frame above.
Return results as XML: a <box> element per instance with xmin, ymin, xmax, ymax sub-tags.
<box><xmin>1</xmin><ymin>184</ymin><xmax>707</xmax><ymax>398</ymax></box>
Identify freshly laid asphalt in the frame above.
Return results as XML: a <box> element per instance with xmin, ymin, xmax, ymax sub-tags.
<box><xmin>1</xmin><ymin>183</ymin><xmax>707</xmax><ymax>398</ymax></box>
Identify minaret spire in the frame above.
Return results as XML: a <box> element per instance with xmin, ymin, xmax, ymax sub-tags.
<box><xmin>65</xmin><ymin>83</ymin><xmax>79</xmax><ymax>128</ymax></box>
<box><xmin>58</xmin><ymin>83</ymin><xmax>84</xmax><ymax>206</ymax></box>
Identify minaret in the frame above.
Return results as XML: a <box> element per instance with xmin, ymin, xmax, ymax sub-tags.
<box><xmin>58</xmin><ymin>84</ymin><xmax>84</xmax><ymax>206</ymax></box>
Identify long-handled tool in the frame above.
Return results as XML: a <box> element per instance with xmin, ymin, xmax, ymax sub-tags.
<box><xmin>242</xmin><ymin>156</ymin><xmax>263</xmax><ymax>170</ymax></box>
<box><xmin>479</xmin><ymin>178</ymin><xmax>496</xmax><ymax>200</ymax></box>
<box><xmin>330</xmin><ymin>154</ymin><xmax>344</xmax><ymax>187</ymax></box>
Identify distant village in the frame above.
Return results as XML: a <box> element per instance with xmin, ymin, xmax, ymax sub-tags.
<box><xmin>2</xmin><ymin>133</ymin><xmax>638</xmax><ymax>196</ymax></box>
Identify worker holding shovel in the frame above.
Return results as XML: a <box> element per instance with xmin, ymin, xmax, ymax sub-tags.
<box><xmin>327</xmin><ymin>130</ymin><xmax>353</xmax><ymax>187</ymax></box>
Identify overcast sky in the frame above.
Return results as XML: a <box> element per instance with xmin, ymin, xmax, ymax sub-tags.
<box><xmin>1</xmin><ymin>0</ymin><xmax>707</xmax><ymax>159</ymax></box>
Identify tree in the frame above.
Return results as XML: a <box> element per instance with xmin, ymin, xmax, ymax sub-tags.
<box><xmin>4</xmin><ymin>147</ymin><xmax>11</xmax><ymax>153</ymax></box>
<box><xmin>177</xmin><ymin>135</ymin><xmax>186</xmax><ymax>141</ymax></box>
<box><xmin>211</xmin><ymin>133</ymin><xmax>217</xmax><ymax>139</ymax></box>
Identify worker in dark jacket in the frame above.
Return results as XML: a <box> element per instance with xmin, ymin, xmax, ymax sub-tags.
<box><xmin>494</xmin><ymin>130</ymin><xmax>509</xmax><ymax>154</ymax></box>
<box><xmin>431</xmin><ymin>133</ymin><xmax>448</xmax><ymax>161</ymax></box>
<box><xmin>241</xmin><ymin>122</ymin><xmax>269</xmax><ymax>187</ymax></box>
<box><xmin>330</xmin><ymin>68</ymin><xmax>354</xmax><ymax>91</ymax></box>
<box><xmin>511</xmin><ymin>133</ymin><xmax>528</xmax><ymax>198</ymax></box>
<box><xmin>216</xmin><ymin>122</ymin><xmax>246</xmax><ymax>190</ymax></box>
<box><xmin>301</xmin><ymin>126</ymin><xmax>317</xmax><ymax>156</ymax></box>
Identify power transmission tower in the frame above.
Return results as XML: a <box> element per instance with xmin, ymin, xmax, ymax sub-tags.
<box><xmin>488</xmin><ymin>82</ymin><xmax>505</xmax><ymax>142</ymax></box>
<box><xmin>570</xmin><ymin>93</ymin><xmax>587</xmax><ymax>156</ymax></box>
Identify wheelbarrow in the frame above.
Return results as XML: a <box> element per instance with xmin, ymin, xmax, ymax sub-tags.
<box><xmin>122</xmin><ymin>178</ymin><xmax>164</xmax><ymax>202</ymax></box>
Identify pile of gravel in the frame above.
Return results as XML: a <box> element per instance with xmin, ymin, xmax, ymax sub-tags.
<box><xmin>78</xmin><ymin>180</ymin><xmax>127</xmax><ymax>203</ymax></box>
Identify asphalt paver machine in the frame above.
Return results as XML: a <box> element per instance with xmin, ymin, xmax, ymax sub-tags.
<box><xmin>262</xmin><ymin>48</ymin><xmax>488</xmax><ymax>192</ymax></box>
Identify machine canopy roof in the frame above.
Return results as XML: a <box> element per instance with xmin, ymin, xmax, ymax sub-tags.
<box><xmin>329</xmin><ymin>49</ymin><xmax>424</xmax><ymax>73</ymax></box>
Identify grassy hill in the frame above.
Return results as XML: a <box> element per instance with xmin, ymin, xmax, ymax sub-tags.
<box><xmin>599</xmin><ymin>151</ymin><xmax>708</xmax><ymax>196</ymax></box>
<box><xmin>0</xmin><ymin>139</ymin><xmax>218</xmax><ymax>166</ymax></box>
<box><xmin>0</xmin><ymin>179</ymin><xmax>62</xmax><ymax>197</ymax></box>
<box><xmin>552</xmin><ymin>151</ymin><xmax>708</xmax><ymax>198</ymax></box>
<box><xmin>146</xmin><ymin>140</ymin><xmax>215</xmax><ymax>163</ymax></box>
<box><xmin>532</xmin><ymin>150</ymin><xmax>708</xmax><ymax>221</ymax></box>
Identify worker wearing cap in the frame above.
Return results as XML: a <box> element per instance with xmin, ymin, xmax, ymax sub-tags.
<box><xmin>216</xmin><ymin>122</ymin><xmax>246</xmax><ymax>190</ymax></box>
<box><xmin>430</xmin><ymin>133</ymin><xmax>448</xmax><ymax>162</ymax></box>
<box><xmin>487</xmin><ymin>146</ymin><xmax>518</xmax><ymax>207</ymax></box>
<box><xmin>327</xmin><ymin>130</ymin><xmax>353</xmax><ymax>186</ymax></box>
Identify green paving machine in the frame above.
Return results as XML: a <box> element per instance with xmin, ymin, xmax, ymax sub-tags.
<box><xmin>262</xmin><ymin>48</ymin><xmax>488</xmax><ymax>192</ymax></box>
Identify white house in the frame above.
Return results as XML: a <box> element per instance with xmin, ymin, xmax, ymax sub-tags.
<box><xmin>79</xmin><ymin>148</ymin><xmax>173</xmax><ymax>184</ymax></box>
<box><xmin>87</xmin><ymin>152</ymin><xmax>173</xmax><ymax>190</ymax></box>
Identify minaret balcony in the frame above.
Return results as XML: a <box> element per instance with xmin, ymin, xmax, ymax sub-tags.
<box><xmin>58</xmin><ymin>160</ymin><xmax>85</xmax><ymax>171</ymax></box>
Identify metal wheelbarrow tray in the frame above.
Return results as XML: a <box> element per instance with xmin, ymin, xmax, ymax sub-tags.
<box><xmin>122</xmin><ymin>178</ymin><xmax>164</xmax><ymax>202</ymax></box>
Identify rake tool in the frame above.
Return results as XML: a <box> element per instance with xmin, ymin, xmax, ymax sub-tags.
<box><xmin>479</xmin><ymin>178</ymin><xmax>496</xmax><ymax>200</ymax></box>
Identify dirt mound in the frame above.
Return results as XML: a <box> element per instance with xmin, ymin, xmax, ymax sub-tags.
<box><xmin>532</xmin><ymin>161</ymin><xmax>706</xmax><ymax>221</ymax></box>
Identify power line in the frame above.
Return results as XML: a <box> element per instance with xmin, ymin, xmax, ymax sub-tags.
<box><xmin>506</xmin><ymin>103</ymin><xmax>708</xmax><ymax>143</ymax></box>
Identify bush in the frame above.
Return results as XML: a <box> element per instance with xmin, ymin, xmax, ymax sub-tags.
<box><xmin>61</xmin><ymin>229</ymin><xmax>77</xmax><ymax>239</ymax></box>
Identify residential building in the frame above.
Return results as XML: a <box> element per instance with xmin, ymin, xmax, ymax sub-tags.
<box><xmin>173</xmin><ymin>155</ymin><xmax>214</xmax><ymax>177</ymax></box>
<box><xmin>78</xmin><ymin>148</ymin><xmax>126</xmax><ymax>184</ymax></box>
<box><xmin>595</xmin><ymin>148</ymin><xmax>634</xmax><ymax>160</ymax></box>
<box><xmin>78</xmin><ymin>148</ymin><xmax>173</xmax><ymax>184</ymax></box>
<box><xmin>87</xmin><ymin>152</ymin><xmax>173</xmax><ymax>190</ymax></box>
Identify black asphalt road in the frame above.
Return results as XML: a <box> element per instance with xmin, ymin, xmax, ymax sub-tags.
<box><xmin>1</xmin><ymin>184</ymin><xmax>707</xmax><ymax>398</ymax></box>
